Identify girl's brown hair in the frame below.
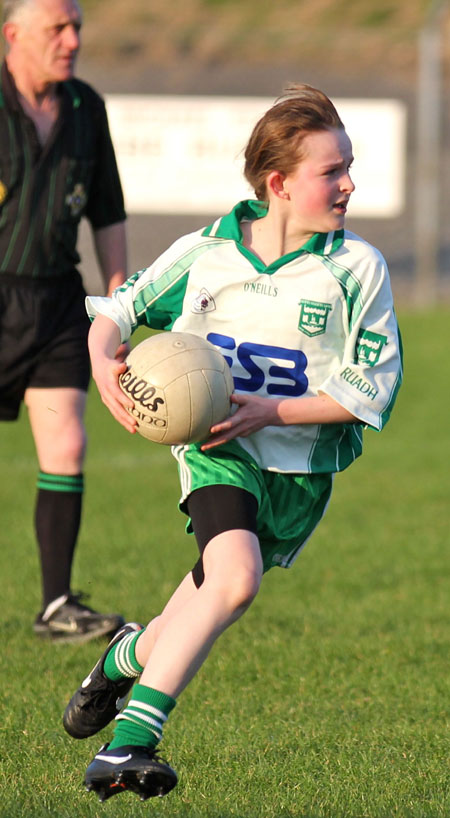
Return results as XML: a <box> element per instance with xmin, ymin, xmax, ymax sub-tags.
<box><xmin>244</xmin><ymin>83</ymin><xmax>345</xmax><ymax>201</ymax></box>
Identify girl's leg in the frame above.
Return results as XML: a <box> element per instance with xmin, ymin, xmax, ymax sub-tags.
<box><xmin>135</xmin><ymin>571</ymin><xmax>199</xmax><ymax>662</ymax></box>
<box><xmin>79</xmin><ymin>493</ymin><xmax>262</xmax><ymax>799</ymax></box>
<box><xmin>137</xmin><ymin>527</ymin><xmax>263</xmax><ymax>698</ymax></box>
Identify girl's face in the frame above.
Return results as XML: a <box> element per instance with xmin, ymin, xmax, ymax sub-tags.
<box><xmin>282</xmin><ymin>127</ymin><xmax>355</xmax><ymax>236</ymax></box>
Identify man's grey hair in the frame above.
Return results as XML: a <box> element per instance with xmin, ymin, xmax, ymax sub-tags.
<box><xmin>3</xmin><ymin>0</ymin><xmax>82</xmax><ymax>25</ymax></box>
<box><xmin>3</xmin><ymin>0</ymin><xmax>36</xmax><ymax>25</ymax></box>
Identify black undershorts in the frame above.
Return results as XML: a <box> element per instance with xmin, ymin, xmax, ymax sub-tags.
<box><xmin>186</xmin><ymin>484</ymin><xmax>258</xmax><ymax>588</ymax></box>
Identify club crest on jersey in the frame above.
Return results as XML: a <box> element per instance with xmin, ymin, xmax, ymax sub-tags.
<box><xmin>355</xmin><ymin>329</ymin><xmax>387</xmax><ymax>367</ymax></box>
<box><xmin>65</xmin><ymin>183</ymin><xmax>87</xmax><ymax>217</ymax></box>
<box><xmin>0</xmin><ymin>180</ymin><xmax>8</xmax><ymax>206</ymax></box>
<box><xmin>298</xmin><ymin>300</ymin><xmax>332</xmax><ymax>337</ymax></box>
<box><xmin>191</xmin><ymin>288</ymin><xmax>216</xmax><ymax>314</ymax></box>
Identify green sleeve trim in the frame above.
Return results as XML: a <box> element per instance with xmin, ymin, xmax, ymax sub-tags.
<box><xmin>130</xmin><ymin>241</ymin><xmax>221</xmax><ymax>330</ymax></box>
<box><xmin>380</xmin><ymin>325</ymin><xmax>404</xmax><ymax>428</ymax></box>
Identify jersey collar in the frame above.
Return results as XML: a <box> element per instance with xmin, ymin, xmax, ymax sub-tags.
<box><xmin>203</xmin><ymin>199</ymin><xmax>344</xmax><ymax>273</ymax></box>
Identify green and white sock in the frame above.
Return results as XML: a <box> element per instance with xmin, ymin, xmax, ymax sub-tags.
<box><xmin>109</xmin><ymin>683</ymin><xmax>176</xmax><ymax>750</ymax></box>
<box><xmin>103</xmin><ymin>631</ymin><xmax>144</xmax><ymax>682</ymax></box>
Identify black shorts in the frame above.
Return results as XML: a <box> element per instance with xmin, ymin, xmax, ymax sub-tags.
<box><xmin>0</xmin><ymin>273</ymin><xmax>91</xmax><ymax>421</ymax></box>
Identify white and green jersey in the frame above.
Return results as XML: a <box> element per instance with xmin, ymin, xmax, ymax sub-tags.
<box><xmin>87</xmin><ymin>200</ymin><xmax>402</xmax><ymax>475</ymax></box>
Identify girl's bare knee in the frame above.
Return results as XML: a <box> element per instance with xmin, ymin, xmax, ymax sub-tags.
<box><xmin>210</xmin><ymin>566</ymin><xmax>261</xmax><ymax>616</ymax></box>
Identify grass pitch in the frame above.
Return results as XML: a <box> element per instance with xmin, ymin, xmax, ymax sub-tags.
<box><xmin>0</xmin><ymin>309</ymin><xmax>448</xmax><ymax>818</ymax></box>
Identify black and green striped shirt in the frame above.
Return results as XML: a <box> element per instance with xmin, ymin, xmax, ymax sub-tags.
<box><xmin>0</xmin><ymin>61</ymin><xmax>126</xmax><ymax>279</ymax></box>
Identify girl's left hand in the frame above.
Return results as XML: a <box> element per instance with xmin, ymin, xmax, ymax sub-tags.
<box><xmin>201</xmin><ymin>393</ymin><xmax>281</xmax><ymax>451</ymax></box>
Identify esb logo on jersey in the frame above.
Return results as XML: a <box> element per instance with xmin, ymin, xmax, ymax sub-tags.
<box><xmin>207</xmin><ymin>332</ymin><xmax>308</xmax><ymax>397</ymax></box>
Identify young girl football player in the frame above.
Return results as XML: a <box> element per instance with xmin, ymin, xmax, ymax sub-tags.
<box><xmin>63</xmin><ymin>83</ymin><xmax>403</xmax><ymax>802</ymax></box>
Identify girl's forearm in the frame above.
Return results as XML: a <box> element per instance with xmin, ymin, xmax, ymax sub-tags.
<box><xmin>88</xmin><ymin>313</ymin><xmax>123</xmax><ymax>364</ymax></box>
<box><xmin>275</xmin><ymin>393</ymin><xmax>357</xmax><ymax>426</ymax></box>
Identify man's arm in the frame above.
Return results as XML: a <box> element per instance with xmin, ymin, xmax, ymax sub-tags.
<box><xmin>92</xmin><ymin>220</ymin><xmax>128</xmax><ymax>360</ymax></box>
<box><xmin>92</xmin><ymin>220</ymin><xmax>127</xmax><ymax>296</ymax></box>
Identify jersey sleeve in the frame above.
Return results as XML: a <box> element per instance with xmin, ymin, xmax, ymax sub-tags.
<box><xmin>319</xmin><ymin>252</ymin><xmax>403</xmax><ymax>431</ymax></box>
<box><xmin>85</xmin><ymin>233</ymin><xmax>201</xmax><ymax>341</ymax></box>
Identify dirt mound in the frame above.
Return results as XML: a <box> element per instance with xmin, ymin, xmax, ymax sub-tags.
<box><xmin>79</xmin><ymin>0</ymin><xmax>438</xmax><ymax>87</ymax></box>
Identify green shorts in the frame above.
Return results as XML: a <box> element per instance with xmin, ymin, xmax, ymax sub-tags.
<box><xmin>172</xmin><ymin>440</ymin><xmax>333</xmax><ymax>573</ymax></box>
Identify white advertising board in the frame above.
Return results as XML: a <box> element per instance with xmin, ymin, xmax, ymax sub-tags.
<box><xmin>105</xmin><ymin>94</ymin><xmax>406</xmax><ymax>218</ymax></box>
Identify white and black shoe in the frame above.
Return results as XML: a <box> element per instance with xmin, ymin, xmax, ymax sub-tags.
<box><xmin>33</xmin><ymin>592</ymin><xmax>124</xmax><ymax>644</ymax></box>
<box><xmin>63</xmin><ymin>622</ymin><xmax>143</xmax><ymax>739</ymax></box>
<box><xmin>85</xmin><ymin>743</ymin><xmax>178</xmax><ymax>801</ymax></box>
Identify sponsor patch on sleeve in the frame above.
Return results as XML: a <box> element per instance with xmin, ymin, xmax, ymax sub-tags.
<box><xmin>355</xmin><ymin>329</ymin><xmax>387</xmax><ymax>367</ymax></box>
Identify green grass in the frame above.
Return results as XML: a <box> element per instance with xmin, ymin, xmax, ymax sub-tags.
<box><xmin>0</xmin><ymin>309</ymin><xmax>448</xmax><ymax>818</ymax></box>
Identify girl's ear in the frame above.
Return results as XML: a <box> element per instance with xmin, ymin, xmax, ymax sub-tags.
<box><xmin>266</xmin><ymin>170</ymin><xmax>290</xmax><ymax>200</ymax></box>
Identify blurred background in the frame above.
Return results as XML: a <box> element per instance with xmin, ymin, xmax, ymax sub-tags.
<box><xmin>5</xmin><ymin>0</ymin><xmax>450</xmax><ymax>305</ymax></box>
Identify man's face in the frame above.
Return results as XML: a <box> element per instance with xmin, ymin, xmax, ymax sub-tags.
<box><xmin>12</xmin><ymin>0</ymin><xmax>82</xmax><ymax>85</ymax></box>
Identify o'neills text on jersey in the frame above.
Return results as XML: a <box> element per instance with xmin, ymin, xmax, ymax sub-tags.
<box><xmin>243</xmin><ymin>282</ymin><xmax>278</xmax><ymax>297</ymax></box>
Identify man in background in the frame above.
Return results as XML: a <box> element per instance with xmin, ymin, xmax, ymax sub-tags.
<box><xmin>0</xmin><ymin>0</ymin><xmax>127</xmax><ymax>641</ymax></box>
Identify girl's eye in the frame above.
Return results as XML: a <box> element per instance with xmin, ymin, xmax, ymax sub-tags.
<box><xmin>325</xmin><ymin>161</ymin><xmax>353</xmax><ymax>176</ymax></box>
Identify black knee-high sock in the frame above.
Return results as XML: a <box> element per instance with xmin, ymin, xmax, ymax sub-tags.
<box><xmin>34</xmin><ymin>472</ymin><xmax>84</xmax><ymax>609</ymax></box>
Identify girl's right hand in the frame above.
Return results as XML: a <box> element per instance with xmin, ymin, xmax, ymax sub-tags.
<box><xmin>91</xmin><ymin>356</ymin><xmax>138</xmax><ymax>434</ymax></box>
